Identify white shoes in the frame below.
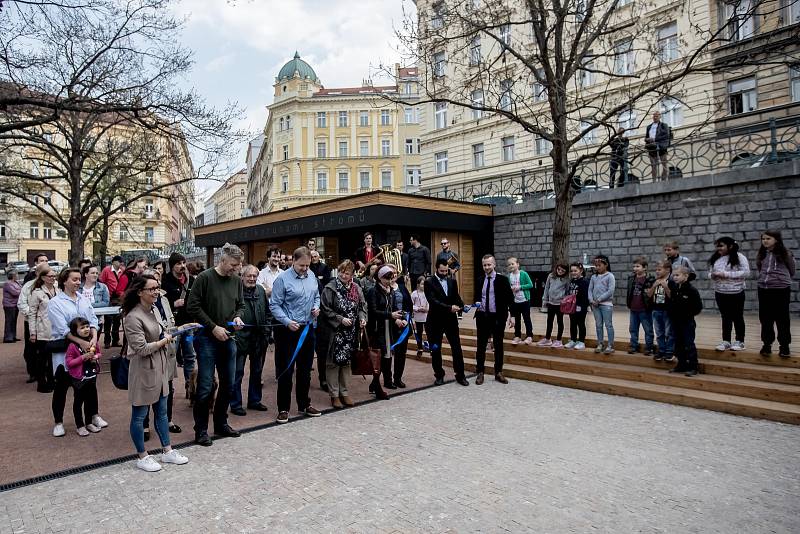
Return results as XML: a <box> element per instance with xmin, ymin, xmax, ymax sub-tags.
<box><xmin>76</xmin><ymin>427</ymin><xmax>90</xmax><ymax>437</ymax></box>
<box><xmin>574</xmin><ymin>342</ymin><xmax>586</xmax><ymax>350</ymax></box>
<box><xmin>552</xmin><ymin>341</ymin><xmax>563</xmax><ymax>348</ymax></box>
<box><xmin>716</xmin><ymin>341</ymin><xmax>731</xmax><ymax>352</ymax></box>
<box><xmin>537</xmin><ymin>338</ymin><xmax>553</xmax><ymax>347</ymax></box>
<box><xmin>136</xmin><ymin>455</ymin><xmax>162</xmax><ymax>472</ymax></box>
<box><xmin>53</xmin><ymin>423</ymin><xmax>65</xmax><ymax>437</ymax></box>
<box><xmin>564</xmin><ymin>340</ymin><xmax>577</xmax><ymax>349</ymax></box>
<box><xmin>161</xmin><ymin>449</ymin><xmax>189</xmax><ymax>465</ymax></box>
<box><xmin>731</xmin><ymin>341</ymin><xmax>746</xmax><ymax>351</ymax></box>
<box><xmin>86</xmin><ymin>423</ymin><xmax>101</xmax><ymax>433</ymax></box>
<box><xmin>511</xmin><ymin>337</ymin><xmax>521</xmax><ymax>345</ymax></box>
<box><xmin>92</xmin><ymin>415</ymin><xmax>109</xmax><ymax>428</ymax></box>
<box><xmin>524</xmin><ymin>337</ymin><xmax>533</xmax><ymax>345</ymax></box>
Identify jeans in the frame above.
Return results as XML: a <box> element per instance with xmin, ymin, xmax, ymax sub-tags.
<box><xmin>177</xmin><ymin>335</ymin><xmax>197</xmax><ymax>382</ymax></box>
<box><xmin>651</xmin><ymin>310</ymin><xmax>674</xmax><ymax>356</ymax></box>
<box><xmin>629</xmin><ymin>310</ymin><xmax>654</xmax><ymax>350</ymax></box>
<box><xmin>758</xmin><ymin>287</ymin><xmax>791</xmax><ymax>348</ymax></box>
<box><xmin>192</xmin><ymin>333</ymin><xmax>236</xmax><ymax>435</ymax></box>
<box><xmin>592</xmin><ymin>305</ymin><xmax>614</xmax><ymax>346</ymax></box>
<box><xmin>274</xmin><ymin>325</ymin><xmax>315</xmax><ymax>413</ymax></box>
<box><xmin>511</xmin><ymin>300</ymin><xmax>533</xmax><ymax>338</ymax></box>
<box><xmin>569</xmin><ymin>309</ymin><xmax>587</xmax><ymax>342</ymax></box>
<box><xmin>230</xmin><ymin>343</ymin><xmax>265</xmax><ymax>409</ymax></box>
<box><xmin>73</xmin><ymin>379</ymin><xmax>98</xmax><ymax>428</ymax></box>
<box><xmin>545</xmin><ymin>304</ymin><xmax>564</xmax><ymax>340</ymax></box>
<box><xmin>144</xmin><ymin>380</ymin><xmax>174</xmax><ymax>428</ymax></box>
<box><xmin>131</xmin><ymin>395</ymin><xmax>169</xmax><ymax>454</ymax></box>
<box><xmin>3</xmin><ymin>306</ymin><xmax>18</xmax><ymax>342</ymax></box>
<box><xmin>672</xmin><ymin>318</ymin><xmax>698</xmax><ymax>371</ymax></box>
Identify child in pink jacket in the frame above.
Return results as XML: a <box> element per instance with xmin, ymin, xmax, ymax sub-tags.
<box><xmin>65</xmin><ymin>317</ymin><xmax>102</xmax><ymax>436</ymax></box>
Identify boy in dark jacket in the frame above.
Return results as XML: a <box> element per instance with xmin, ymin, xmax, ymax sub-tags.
<box><xmin>668</xmin><ymin>266</ymin><xmax>703</xmax><ymax>376</ymax></box>
<box><xmin>627</xmin><ymin>257</ymin><xmax>656</xmax><ymax>355</ymax></box>
<box><xmin>565</xmin><ymin>263</ymin><xmax>590</xmax><ymax>350</ymax></box>
<box><xmin>646</xmin><ymin>260</ymin><xmax>676</xmax><ymax>362</ymax></box>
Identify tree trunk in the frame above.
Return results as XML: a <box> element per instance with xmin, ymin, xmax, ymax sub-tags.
<box><xmin>98</xmin><ymin>213</ymin><xmax>110</xmax><ymax>268</ymax></box>
<box><xmin>68</xmin><ymin>224</ymin><xmax>84</xmax><ymax>266</ymax></box>
<box><xmin>550</xmin><ymin>138</ymin><xmax>575</xmax><ymax>268</ymax></box>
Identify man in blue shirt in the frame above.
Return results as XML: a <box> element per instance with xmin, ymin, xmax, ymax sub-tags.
<box><xmin>270</xmin><ymin>247</ymin><xmax>321</xmax><ymax>424</ymax></box>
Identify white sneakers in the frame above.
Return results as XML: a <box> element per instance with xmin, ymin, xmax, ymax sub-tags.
<box><xmin>537</xmin><ymin>338</ymin><xmax>553</xmax><ymax>347</ymax></box>
<box><xmin>92</xmin><ymin>415</ymin><xmax>109</xmax><ymax>428</ymax></box>
<box><xmin>565</xmin><ymin>340</ymin><xmax>577</xmax><ymax>349</ymax></box>
<box><xmin>717</xmin><ymin>341</ymin><xmax>745</xmax><ymax>352</ymax></box>
<box><xmin>524</xmin><ymin>337</ymin><xmax>533</xmax><ymax>345</ymax></box>
<box><xmin>86</xmin><ymin>423</ymin><xmax>101</xmax><ymax>433</ymax></box>
<box><xmin>53</xmin><ymin>423</ymin><xmax>65</xmax><ymax>437</ymax></box>
<box><xmin>731</xmin><ymin>341</ymin><xmax>746</xmax><ymax>351</ymax></box>
<box><xmin>552</xmin><ymin>341</ymin><xmax>563</xmax><ymax>348</ymax></box>
<box><xmin>136</xmin><ymin>450</ymin><xmax>189</xmax><ymax>472</ymax></box>
<box><xmin>76</xmin><ymin>427</ymin><xmax>90</xmax><ymax>437</ymax></box>
<box><xmin>716</xmin><ymin>341</ymin><xmax>731</xmax><ymax>351</ymax></box>
<box><xmin>574</xmin><ymin>342</ymin><xmax>586</xmax><ymax>350</ymax></box>
<box><xmin>512</xmin><ymin>337</ymin><xmax>521</xmax><ymax>345</ymax></box>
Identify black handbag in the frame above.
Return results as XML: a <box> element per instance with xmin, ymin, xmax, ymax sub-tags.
<box><xmin>109</xmin><ymin>355</ymin><xmax>129</xmax><ymax>390</ymax></box>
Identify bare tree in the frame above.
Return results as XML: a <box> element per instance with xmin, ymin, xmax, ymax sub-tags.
<box><xmin>387</xmin><ymin>0</ymin><xmax>799</xmax><ymax>266</ymax></box>
<box><xmin>0</xmin><ymin>0</ymin><xmax>244</xmax><ymax>264</ymax></box>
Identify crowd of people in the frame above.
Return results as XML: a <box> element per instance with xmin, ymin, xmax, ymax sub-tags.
<box><xmin>0</xmin><ymin>228</ymin><xmax>795</xmax><ymax>472</ymax></box>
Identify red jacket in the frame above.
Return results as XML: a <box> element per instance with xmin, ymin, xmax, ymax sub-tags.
<box><xmin>100</xmin><ymin>266</ymin><xmax>122</xmax><ymax>296</ymax></box>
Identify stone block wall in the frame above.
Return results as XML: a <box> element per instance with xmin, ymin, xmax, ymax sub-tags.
<box><xmin>493</xmin><ymin>161</ymin><xmax>800</xmax><ymax>313</ymax></box>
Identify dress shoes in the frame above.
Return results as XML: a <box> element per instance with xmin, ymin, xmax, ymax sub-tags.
<box><xmin>195</xmin><ymin>432</ymin><xmax>213</xmax><ymax>446</ymax></box>
<box><xmin>340</xmin><ymin>395</ymin><xmax>354</xmax><ymax>407</ymax></box>
<box><xmin>230</xmin><ymin>407</ymin><xmax>246</xmax><ymax>416</ymax></box>
<box><xmin>331</xmin><ymin>397</ymin><xmax>343</xmax><ymax>409</ymax></box>
<box><xmin>475</xmin><ymin>373</ymin><xmax>484</xmax><ymax>385</ymax></box>
<box><xmin>395</xmin><ymin>380</ymin><xmax>406</xmax><ymax>389</ymax></box>
<box><xmin>215</xmin><ymin>424</ymin><xmax>241</xmax><ymax>438</ymax></box>
<box><xmin>433</xmin><ymin>377</ymin><xmax>445</xmax><ymax>386</ymax></box>
<box><xmin>375</xmin><ymin>389</ymin><xmax>390</xmax><ymax>400</ymax></box>
<box><xmin>247</xmin><ymin>402</ymin><xmax>269</xmax><ymax>412</ymax></box>
<box><xmin>384</xmin><ymin>382</ymin><xmax>397</xmax><ymax>390</ymax></box>
<box><xmin>456</xmin><ymin>377</ymin><xmax>469</xmax><ymax>386</ymax></box>
<box><xmin>495</xmin><ymin>373</ymin><xmax>508</xmax><ymax>384</ymax></box>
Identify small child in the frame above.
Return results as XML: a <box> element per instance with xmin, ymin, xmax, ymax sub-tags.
<box><xmin>565</xmin><ymin>263</ymin><xmax>590</xmax><ymax>350</ymax></box>
<box><xmin>588</xmin><ymin>255</ymin><xmax>616</xmax><ymax>354</ymax></box>
<box><xmin>668</xmin><ymin>266</ymin><xmax>703</xmax><ymax>376</ymax></box>
<box><xmin>411</xmin><ymin>276</ymin><xmax>429</xmax><ymax>356</ymax></box>
<box><xmin>64</xmin><ymin>317</ymin><xmax>102</xmax><ymax>436</ymax></box>
<box><xmin>756</xmin><ymin>229</ymin><xmax>796</xmax><ymax>357</ymax></box>
<box><xmin>646</xmin><ymin>260</ymin><xmax>676</xmax><ymax>362</ymax></box>
<box><xmin>538</xmin><ymin>263</ymin><xmax>569</xmax><ymax>348</ymax></box>
<box><xmin>663</xmin><ymin>240</ymin><xmax>697</xmax><ymax>281</ymax></box>
<box><xmin>507</xmin><ymin>257</ymin><xmax>534</xmax><ymax>345</ymax></box>
<box><xmin>626</xmin><ymin>257</ymin><xmax>655</xmax><ymax>355</ymax></box>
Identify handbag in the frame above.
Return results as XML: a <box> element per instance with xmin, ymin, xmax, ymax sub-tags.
<box><xmin>109</xmin><ymin>355</ymin><xmax>129</xmax><ymax>390</ymax></box>
<box><xmin>351</xmin><ymin>328</ymin><xmax>380</xmax><ymax>376</ymax></box>
<box><xmin>46</xmin><ymin>338</ymin><xmax>70</xmax><ymax>353</ymax></box>
<box><xmin>560</xmin><ymin>293</ymin><xmax>577</xmax><ymax>314</ymax></box>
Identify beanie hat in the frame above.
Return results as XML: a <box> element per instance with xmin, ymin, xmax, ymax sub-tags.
<box><xmin>168</xmin><ymin>252</ymin><xmax>186</xmax><ymax>270</ymax></box>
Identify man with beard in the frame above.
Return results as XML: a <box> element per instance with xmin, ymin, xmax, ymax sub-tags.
<box><xmin>256</xmin><ymin>247</ymin><xmax>283</xmax><ymax>299</ymax></box>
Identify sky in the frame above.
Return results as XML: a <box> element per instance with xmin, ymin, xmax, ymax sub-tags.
<box><xmin>171</xmin><ymin>0</ymin><xmax>417</xmax><ymax>201</ymax></box>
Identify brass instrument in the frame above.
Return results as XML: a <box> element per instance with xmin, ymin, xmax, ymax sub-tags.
<box><xmin>355</xmin><ymin>244</ymin><xmax>403</xmax><ymax>278</ymax></box>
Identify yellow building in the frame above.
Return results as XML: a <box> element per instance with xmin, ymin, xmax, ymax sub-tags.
<box><xmin>248</xmin><ymin>53</ymin><xmax>422</xmax><ymax>214</ymax></box>
<box><xmin>208</xmin><ymin>168</ymin><xmax>248</xmax><ymax>224</ymax></box>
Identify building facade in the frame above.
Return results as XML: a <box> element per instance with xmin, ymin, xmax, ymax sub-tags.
<box><xmin>208</xmin><ymin>169</ymin><xmax>248</xmax><ymax>224</ymax></box>
<box><xmin>247</xmin><ymin>53</ymin><xmax>422</xmax><ymax>214</ymax></box>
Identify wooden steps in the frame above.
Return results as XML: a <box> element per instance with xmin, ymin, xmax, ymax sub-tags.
<box><xmin>407</xmin><ymin>333</ymin><xmax>800</xmax><ymax>425</ymax></box>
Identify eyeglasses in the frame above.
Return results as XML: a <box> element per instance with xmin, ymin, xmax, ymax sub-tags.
<box><xmin>144</xmin><ymin>286</ymin><xmax>161</xmax><ymax>293</ymax></box>
<box><xmin>441</xmin><ymin>242</ymin><xmax>448</xmax><ymax>245</ymax></box>
<box><xmin>44</xmin><ymin>274</ymin><xmax>57</xmax><ymax>278</ymax></box>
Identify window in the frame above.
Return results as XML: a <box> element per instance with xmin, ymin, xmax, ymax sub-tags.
<box><xmin>579</xmin><ymin>121</ymin><xmax>596</xmax><ymax>145</ymax></box>
<box><xmin>144</xmin><ymin>173</ymin><xmax>154</xmax><ymax>187</ymax></box>
<box><xmin>657</xmin><ymin>23</ymin><xmax>679</xmax><ymax>62</ymax></box>
<box><xmin>728</xmin><ymin>76</ymin><xmax>757</xmax><ymax>114</ymax></box>
<box><xmin>285</xmin><ymin>115</ymin><xmax>292</xmax><ymax>129</ymax></box>
<box><xmin>359</xmin><ymin>139</ymin><xmax>369</xmax><ymax>156</ymax></box>
<box><xmin>317</xmin><ymin>141</ymin><xmax>327</xmax><ymax>158</ymax></box>
<box><xmin>435</xmin><ymin>151</ymin><xmax>448</xmax><ymax>174</ymax></box>
<box><xmin>145</xmin><ymin>227</ymin><xmax>154</xmax><ymax>243</ymax></box>
<box><xmin>359</xmin><ymin>111</ymin><xmax>369</xmax><ymax>126</ymax></box>
<box><xmin>431</xmin><ymin>1</ymin><xmax>444</xmax><ymax>29</ymax></box>
<box><xmin>338</xmin><ymin>140</ymin><xmax>348</xmax><ymax>157</ymax></box>
<box><xmin>499</xmin><ymin>24</ymin><xmax>511</xmax><ymax>47</ymax></box>
<box><xmin>535</xmin><ymin>136</ymin><xmax>552</xmax><ymax>156</ymax></box>
<box><xmin>432</xmin><ymin>51</ymin><xmax>446</xmax><ymax>77</ymax></box>
<box><xmin>381</xmin><ymin>110</ymin><xmax>391</xmax><ymax>125</ymax></box>
<box><xmin>792</xmin><ymin>66</ymin><xmax>800</xmax><ymax>102</ymax></box>
<box><xmin>787</xmin><ymin>0</ymin><xmax>800</xmax><ymax>25</ymax></box>
<box><xmin>576</xmin><ymin>0</ymin><xmax>586</xmax><ymax>21</ymax></box>
<box><xmin>338</xmin><ymin>171</ymin><xmax>349</xmax><ymax>192</ymax></box>
<box><xmin>338</xmin><ymin>111</ymin><xmax>348</xmax><ymax>127</ymax></box>
<box><xmin>118</xmin><ymin>226</ymin><xmax>128</xmax><ymax>241</ymax></box>
<box><xmin>281</xmin><ymin>173</ymin><xmax>289</xmax><ymax>193</ymax></box>
<box><xmin>41</xmin><ymin>221</ymin><xmax>52</xmax><ymax>240</ymax></box>
<box><xmin>405</xmin><ymin>138</ymin><xmax>415</xmax><ymax>154</ymax></box>
<box><xmin>472</xmin><ymin>143</ymin><xmax>485</xmax><ymax>168</ymax></box>
<box><xmin>660</xmin><ymin>97</ymin><xmax>684</xmax><ymax>126</ymax></box>
<box><xmin>434</xmin><ymin>102</ymin><xmax>448</xmax><ymax>129</ymax></box>
<box><xmin>614</xmin><ymin>39</ymin><xmax>634</xmax><ymax>75</ymax></box>
<box><xmin>316</xmin><ymin>112</ymin><xmax>327</xmax><ymax>128</ymax></box>
<box><xmin>360</xmin><ymin>170</ymin><xmax>371</xmax><ymax>190</ymax></box>
<box><xmin>29</xmin><ymin>222</ymin><xmax>39</xmax><ymax>239</ymax></box>
<box><xmin>406</xmin><ymin>167</ymin><xmax>421</xmax><ymax>186</ymax></box>
<box><xmin>618</xmin><ymin>109</ymin><xmax>637</xmax><ymax>130</ymax></box>
<box><xmin>469</xmin><ymin>35</ymin><xmax>481</xmax><ymax>65</ymax></box>
<box><xmin>283</xmin><ymin>145</ymin><xmax>289</xmax><ymax>160</ymax></box>
<box><xmin>500</xmin><ymin>79</ymin><xmax>513</xmax><ymax>111</ymax></box>
<box><xmin>533</xmin><ymin>69</ymin><xmax>547</xmax><ymax>102</ymax></box>
<box><xmin>404</xmin><ymin>107</ymin><xmax>417</xmax><ymax>124</ymax></box>
<box><xmin>404</xmin><ymin>82</ymin><xmax>414</xmax><ymax>95</ymax></box>
<box><xmin>471</xmin><ymin>89</ymin><xmax>484</xmax><ymax>119</ymax></box>
<box><xmin>316</xmin><ymin>171</ymin><xmax>328</xmax><ymax>192</ymax></box>
<box><xmin>381</xmin><ymin>139</ymin><xmax>391</xmax><ymax>156</ymax></box>
<box><xmin>240</xmin><ymin>201</ymin><xmax>245</xmax><ymax>209</ymax></box>
<box><xmin>0</xmin><ymin>219</ymin><xmax>5</xmax><ymax>238</ymax></box>
<box><xmin>144</xmin><ymin>199</ymin><xmax>154</xmax><ymax>217</ymax></box>
<box><xmin>381</xmin><ymin>170</ymin><xmax>392</xmax><ymax>189</ymax></box>
<box><xmin>724</xmin><ymin>0</ymin><xmax>755</xmax><ymax>41</ymax></box>
<box><xmin>279</xmin><ymin>117</ymin><xmax>285</xmax><ymax>131</ymax></box>
<box><xmin>501</xmin><ymin>136</ymin><xmax>515</xmax><ymax>161</ymax></box>
<box><xmin>578</xmin><ymin>54</ymin><xmax>595</xmax><ymax>87</ymax></box>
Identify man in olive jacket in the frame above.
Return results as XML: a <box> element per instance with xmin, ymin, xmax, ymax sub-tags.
<box><xmin>230</xmin><ymin>265</ymin><xmax>272</xmax><ymax>415</ymax></box>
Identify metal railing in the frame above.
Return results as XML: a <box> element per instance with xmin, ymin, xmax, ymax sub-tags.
<box><xmin>418</xmin><ymin>118</ymin><xmax>800</xmax><ymax>204</ymax></box>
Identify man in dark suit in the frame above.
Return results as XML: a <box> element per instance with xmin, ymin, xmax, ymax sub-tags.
<box><xmin>354</xmin><ymin>231</ymin><xmax>381</xmax><ymax>271</ymax></box>
<box><xmin>424</xmin><ymin>258</ymin><xmax>469</xmax><ymax>386</ymax></box>
<box><xmin>644</xmin><ymin>111</ymin><xmax>672</xmax><ymax>181</ymax></box>
<box><xmin>474</xmin><ymin>255</ymin><xmax>513</xmax><ymax>385</ymax></box>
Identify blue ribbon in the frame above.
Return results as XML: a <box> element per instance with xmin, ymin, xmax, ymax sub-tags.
<box><xmin>277</xmin><ymin>322</ymin><xmax>312</xmax><ymax>379</ymax></box>
<box><xmin>390</xmin><ymin>312</ymin><xmax>411</xmax><ymax>350</ymax></box>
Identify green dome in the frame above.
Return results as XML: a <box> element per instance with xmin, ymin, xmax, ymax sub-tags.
<box><xmin>277</xmin><ymin>52</ymin><xmax>318</xmax><ymax>83</ymax></box>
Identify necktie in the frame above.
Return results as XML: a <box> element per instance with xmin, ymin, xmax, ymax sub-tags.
<box><xmin>484</xmin><ymin>275</ymin><xmax>492</xmax><ymax>312</ymax></box>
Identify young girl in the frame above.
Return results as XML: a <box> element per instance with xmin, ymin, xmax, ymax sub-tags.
<box><xmin>507</xmin><ymin>257</ymin><xmax>534</xmax><ymax>345</ymax></box>
<box><xmin>64</xmin><ymin>317</ymin><xmax>101</xmax><ymax>437</ymax></box>
<box><xmin>708</xmin><ymin>236</ymin><xmax>751</xmax><ymax>352</ymax></box>
<box><xmin>565</xmin><ymin>263</ymin><xmax>590</xmax><ymax>350</ymax></box>
<box><xmin>756</xmin><ymin>230</ymin><xmax>796</xmax><ymax>357</ymax></box>
<box><xmin>538</xmin><ymin>263</ymin><xmax>568</xmax><ymax>348</ymax></box>
<box><xmin>589</xmin><ymin>255</ymin><xmax>616</xmax><ymax>354</ymax></box>
<box><xmin>411</xmin><ymin>276</ymin><xmax>429</xmax><ymax>357</ymax></box>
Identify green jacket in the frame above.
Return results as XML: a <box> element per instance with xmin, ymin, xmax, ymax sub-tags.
<box><xmin>236</xmin><ymin>284</ymin><xmax>272</xmax><ymax>354</ymax></box>
<box><xmin>510</xmin><ymin>270</ymin><xmax>534</xmax><ymax>301</ymax></box>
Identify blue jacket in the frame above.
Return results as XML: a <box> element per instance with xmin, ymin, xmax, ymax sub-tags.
<box><xmin>80</xmin><ymin>282</ymin><xmax>110</xmax><ymax>308</ymax></box>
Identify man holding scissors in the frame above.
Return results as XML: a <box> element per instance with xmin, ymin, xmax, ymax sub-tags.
<box><xmin>270</xmin><ymin>246</ymin><xmax>321</xmax><ymax>424</ymax></box>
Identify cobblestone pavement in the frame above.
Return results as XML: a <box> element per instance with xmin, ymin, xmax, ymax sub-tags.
<box><xmin>1</xmin><ymin>379</ymin><xmax>799</xmax><ymax>533</ymax></box>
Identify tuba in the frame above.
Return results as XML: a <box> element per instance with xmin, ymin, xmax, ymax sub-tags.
<box><xmin>355</xmin><ymin>244</ymin><xmax>403</xmax><ymax>277</ymax></box>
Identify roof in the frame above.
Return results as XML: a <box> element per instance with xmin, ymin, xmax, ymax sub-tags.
<box><xmin>398</xmin><ymin>67</ymin><xmax>418</xmax><ymax>78</ymax></box>
<box><xmin>313</xmin><ymin>86</ymin><xmax>397</xmax><ymax>97</ymax></box>
<box><xmin>277</xmin><ymin>52</ymin><xmax>319</xmax><ymax>83</ymax></box>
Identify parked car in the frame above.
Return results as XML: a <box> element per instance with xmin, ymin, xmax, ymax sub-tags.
<box><xmin>730</xmin><ymin>151</ymin><xmax>800</xmax><ymax>168</ymax></box>
<box><xmin>5</xmin><ymin>260</ymin><xmax>30</xmax><ymax>276</ymax></box>
<box><xmin>47</xmin><ymin>260</ymin><xmax>68</xmax><ymax>273</ymax></box>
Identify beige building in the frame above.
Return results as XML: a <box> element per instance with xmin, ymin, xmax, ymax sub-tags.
<box><xmin>247</xmin><ymin>53</ymin><xmax>422</xmax><ymax>214</ymax></box>
<box><xmin>412</xmin><ymin>0</ymin><xmax>800</xmax><ymax>197</ymax></box>
<box><xmin>208</xmin><ymin>168</ymin><xmax>248</xmax><ymax>224</ymax></box>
